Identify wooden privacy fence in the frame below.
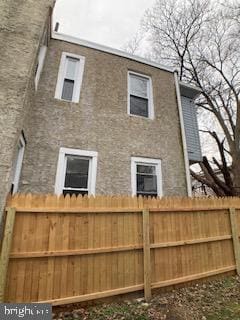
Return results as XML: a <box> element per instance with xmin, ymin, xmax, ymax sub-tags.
<box><xmin>1</xmin><ymin>194</ymin><xmax>240</xmax><ymax>305</ymax></box>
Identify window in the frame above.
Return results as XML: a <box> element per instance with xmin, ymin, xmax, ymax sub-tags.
<box><xmin>55</xmin><ymin>148</ymin><xmax>97</xmax><ymax>196</ymax></box>
<box><xmin>128</xmin><ymin>71</ymin><xmax>154</xmax><ymax>119</ymax></box>
<box><xmin>131</xmin><ymin>157</ymin><xmax>162</xmax><ymax>197</ymax></box>
<box><xmin>55</xmin><ymin>52</ymin><xmax>85</xmax><ymax>103</ymax></box>
<box><xmin>35</xmin><ymin>28</ymin><xmax>48</xmax><ymax>90</ymax></box>
<box><xmin>11</xmin><ymin>132</ymin><xmax>26</xmax><ymax>194</ymax></box>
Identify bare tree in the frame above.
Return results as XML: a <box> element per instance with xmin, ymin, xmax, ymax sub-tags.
<box><xmin>121</xmin><ymin>31</ymin><xmax>145</xmax><ymax>55</ymax></box>
<box><xmin>224</xmin><ymin>1</ymin><xmax>240</xmax><ymax>29</ymax></box>
<box><xmin>142</xmin><ymin>0</ymin><xmax>240</xmax><ymax>196</ymax></box>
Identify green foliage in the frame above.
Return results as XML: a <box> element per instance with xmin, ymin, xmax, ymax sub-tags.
<box><xmin>207</xmin><ymin>302</ymin><xmax>240</xmax><ymax>320</ymax></box>
<box><xmin>87</xmin><ymin>302</ymin><xmax>150</xmax><ymax>320</ymax></box>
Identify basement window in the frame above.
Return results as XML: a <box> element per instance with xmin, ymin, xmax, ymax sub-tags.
<box><xmin>128</xmin><ymin>72</ymin><xmax>154</xmax><ymax>119</ymax></box>
<box><xmin>131</xmin><ymin>157</ymin><xmax>162</xmax><ymax>197</ymax></box>
<box><xmin>55</xmin><ymin>148</ymin><xmax>98</xmax><ymax>196</ymax></box>
<box><xmin>55</xmin><ymin>52</ymin><xmax>85</xmax><ymax>103</ymax></box>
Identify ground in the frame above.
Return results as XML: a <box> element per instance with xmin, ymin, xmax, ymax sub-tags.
<box><xmin>53</xmin><ymin>275</ymin><xmax>240</xmax><ymax>320</ymax></box>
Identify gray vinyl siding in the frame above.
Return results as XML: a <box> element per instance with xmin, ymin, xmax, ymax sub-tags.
<box><xmin>181</xmin><ymin>96</ymin><xmax>202</xmax><ymax>163</ymax></box>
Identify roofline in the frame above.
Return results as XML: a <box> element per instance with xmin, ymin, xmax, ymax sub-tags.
<box><xmin>179</xmin><ymin>81</ymin><xmax>202</xmax><ymax>92</ymax></box>
<box><xmin>52</xmin><ymin>32</ymin><xmax>174</xmax><ymax>73</ymax></box>
<box><xmin>179</xmin><ymin>81</ymin><xmax>202</xmax><ymax>98</ymax></box>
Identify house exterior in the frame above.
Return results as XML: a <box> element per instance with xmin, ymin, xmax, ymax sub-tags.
<box><xmin>0</xmin><ymin>1</ymin><xmax>202</xmax><ymax>220</ymax></box>
<box><xmin>0</xmin><ymin>0</ymin><xmax>56</xmax><ymax>219</ymax></box>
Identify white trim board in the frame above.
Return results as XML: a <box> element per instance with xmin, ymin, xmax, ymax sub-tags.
<box><xmin>52</xmin><ymin>32</ymin><xmax>174</xmax><ymax>73</ymax></box>
<box><xmin>174</xmin><ymin>72</ymin><xmax>192</xmax><ymax>196</ymax></box>
<box><xmin>35</xmin><ymin>45</ymin><xmax>47</xmax><ymax>90</ymax></box>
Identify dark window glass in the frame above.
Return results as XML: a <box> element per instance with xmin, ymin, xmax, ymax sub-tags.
<box><xmin>66</xmin><ymin>57</ymin><xmax>78</xmax><ymax>79</ymax></box>
<box><xmin>62</xmin><ymin>79</ymin><xmax>74</xmax><ymax>101</ymax></box>
<box><xmin>130</xmin><ymin>74</ymin><xmax>148</xmax><ymax>98</ymax></box>
<box><xmin>136</xmin><ymin>164</ymin><xmax>158</xmax><ymax>197</ymax></box>
<box><xmin>64</xmin><ymin>156</ymin><xmax>89</xmax><ymax>189</ymax></box>
<box><xmin>63</xmin><ymin>190</ymin><xmax>88</xmax><ymax>196</ymax></box>
<box><xmin>136</xmin><ymin>192</ymin><xmax>158</xmax><ymax>197</ymax></box>
<box><xmin>137</xmin><ymin>174</ymin><xmax>157</xmax><ymax>193</ymax></box>
<box><xmin>130</xmin><ymin>95</ymin><xmax>148</xmax><ymax>117</ymax></box>
<box><xmin>137</xmin><ymin>165</ymin><xmax>155</xmax><ymax>174</ymax></box>
<box><xmin>34</xmin><ymin>62</ymin><xmax>39</xmax><ymax>76</ymax></box>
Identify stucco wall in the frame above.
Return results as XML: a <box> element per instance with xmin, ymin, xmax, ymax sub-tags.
<box><xmin>20</xmin><ymin>39</ymin><xmax>187</xmax><ymax>196</ymax></box>
<box><xmin>0</xmin><ymin>0</ymin><xmax>55</xmax><ymax>218</ymax></box>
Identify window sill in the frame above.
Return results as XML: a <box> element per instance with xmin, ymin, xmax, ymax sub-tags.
<box><xmin>54</xmin><ymin>97</ymin><xmax>80</xmax><ymax>104</ymax></box>
<box><xmin>128</xmin><ymin>113</ymin><xmax>154</xmax><ymax>121</ymax></box>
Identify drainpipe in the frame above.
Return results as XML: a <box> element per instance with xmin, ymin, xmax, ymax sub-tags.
<box><xmin>174</xmin><ymin>71</ymin><xmax>192</xmax><ymax>197</ymax></box>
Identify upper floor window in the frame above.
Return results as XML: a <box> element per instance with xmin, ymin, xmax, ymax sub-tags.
<box><xmin>55</xmin><ymin>52</ymin><xmax>85</xmax><ymax>103</ymax></box>
<box><xmin>128</xmin><ymin>71</ymin><xmax>154</xmax><ymax>119</ymax></box>
<box><xmin>131</xmin><ymin>157</ymin><xmax>162</xmax><ymax>197</ymax></box>
<box><xmin>55</xmin><ymin>147</ymin><xmax>98</xmax><ymax>196</ymax></box>
<box><xmin>35</xmin><ymin>28</ymin><xmax>48</xmax><ymax>90</ymax></box>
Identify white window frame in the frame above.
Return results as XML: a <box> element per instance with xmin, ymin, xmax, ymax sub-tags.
<box><xmin>127</xmin><ymin>71</ymin><xmax>154</xmax><ymax>119</ymax></box>
<box><xmin>35</xmin><ymin>28</ymin><xmax>48</xmax><ymax>90</ymax></box>
<box><xmin>54</xmin><ymin>147</ymin><xmax>98</xmax><ymax>196</ymax></box>
<box><xmin>35</xmin><ymin>45</ymin><xmax>47</xmax><ymax>90</ymax></box>
<box><xmin>131</xmin><ymin>157</ymin><xmax>162</xmax><ymax>197</ymax></box>
<box><xmin>54</xmin><ymin>52</ymin><xmax>85</xmax><ymax>103</ymax></box>
<box><xmin>12</xmin><ymin>133</ymin><xmax>26</xmax><ymax>194</ymax></box>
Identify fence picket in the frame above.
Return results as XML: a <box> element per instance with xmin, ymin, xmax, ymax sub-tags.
<box><xmin>142</xmin><ymin>209</ymin><xmax>151</xmax><ymax>301</ymax></box>
<box><xmin>1</xmin><ymin>194</ymin><xmax>240</xmax><ymax>305</ymax></box>
<box><xmin>229</xmin><ymin>208</ymin><xmax>240</xmax><ymax>275</ymax></box>
<box><xmin>0</xmin><ymin>207</ymin><xmax>16</xmax><ymax>302</ymax></box>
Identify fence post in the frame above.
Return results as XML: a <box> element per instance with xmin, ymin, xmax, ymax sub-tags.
<box><xmin>142</xmin><ymin>209</ymin><xmax>151</xmax><ymax>301</ymax></box>
<box><xmin>229</xmin><ymin>208</ymin><xmax>240</xmax><ymax>275</ymax></box>
<box><xmin>0</xmin><ymin>207</ymin><xmax>16</xmax><ymax>302</ymax></box>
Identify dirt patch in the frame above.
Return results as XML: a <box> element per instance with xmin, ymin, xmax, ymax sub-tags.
<box><xmin>53</xmin><ymin>275</ymin><xmax>240</xmax><ymax>319</ymax></box>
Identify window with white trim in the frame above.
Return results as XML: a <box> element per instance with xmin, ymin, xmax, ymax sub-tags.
<box><xmin>35</xmin><ymin>28</ymin><xmax>48</xmax><ymax>90</ymax></box>
<box><xmin>55</xmin><ymin>148</ymin><xmax>97</xmax><ymax>196</ymax></box>
<box><xmin>131</xmin><ymin>157</ymin><xmax>162</xmax><ymax>197</ymax></box>
<box><xmin>55</xmin><ymin>52</ymin><xmax>85</xmax><ymax>103</ymax></box>
<box><xmin>128</xmin><ymin>72</ymin><xmax>154</xmax><ymax>119</ymax></box>
<box><xmin>11</xmin><ymin>132</ymin><xmax>26</xmax><ymax>194</ymax></box>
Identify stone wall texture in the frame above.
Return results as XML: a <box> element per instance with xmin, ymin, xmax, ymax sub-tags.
<box><xmin>19</xmin><ymin>39</ymin><xmax>188</xmax><ymax>196</ymax></box>
<box><xmin>0</xmin><ymin>0</ymin><xmax>55</xmax><ymax>219</ymax></box>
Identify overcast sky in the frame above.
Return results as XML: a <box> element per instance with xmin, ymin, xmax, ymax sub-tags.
<box><xmin>53</xmin><ymin>0</ymin><xmax>155</xmax><ymax>49</ymax></box>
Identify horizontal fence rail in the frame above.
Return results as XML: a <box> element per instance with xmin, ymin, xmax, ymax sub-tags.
<box><xmin>1</xmin><ymin>194</ymin><xmax>240</xmax><ymax>305</ymax></box>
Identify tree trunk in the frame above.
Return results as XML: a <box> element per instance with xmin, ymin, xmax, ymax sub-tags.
<box><xmin>231</xmin><ymin>154</ymin><xmax>240</xmax><ymax>196</ymax></box>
